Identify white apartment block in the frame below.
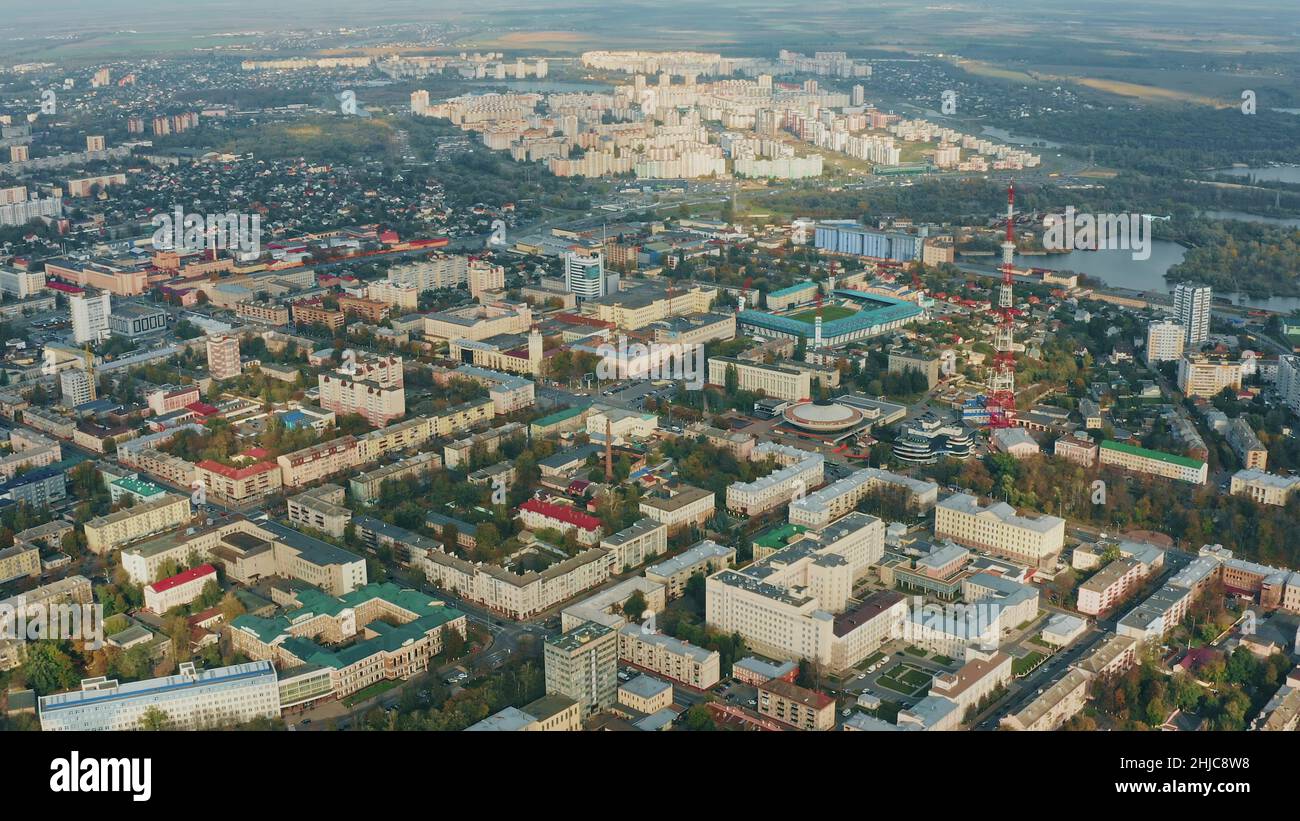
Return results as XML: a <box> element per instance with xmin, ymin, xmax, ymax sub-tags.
<box><xmin>1098</xmin><ymin>440</ymin><xmax>1208</xmax><ymax>485</ymax></box>
<box><xmin>638</xmin><ymin>484</ymin><xmax>715</xmax><ymax>533</ymax></box>
<box><xmin>287</xmin><ymin>484</ymin><xmax>352</xmax><ymax>538</ymax></box>
<box><xmin>617</xmin><ymin>625</ymin><xmax>721</xmax><ymax>689</ymax></box>
<box><xmin>708</xmin><ymin>356</ymin><xmax>811</xmax><ymax>402</ymax></box>
<box><xmin>454</xmin><ymin>365</ymin><xmax>535</xmax><ymax>415</ymax></box>
<box><xmin>366</xmin><ymin>279</ymin><xmax>420</xmax><ymax>311</ymax></box>
<box><xmin>1145</xmin><ymin>320</ymin><xmax>1185</xmax><ymax>365</ymax></box>
<box><xmin>1278</xmin><ymin>355</ymin><xmax>1300</xmax><ymax>417</ymax></box>
<box><xmin>726</xmin><ymin>442</ymin><xmax>824</xmax><ymax>517</ymax></box>
<box><xmin>934</xmin><ymin>493</ymin><xmax>1065</xmax><ymax>568</ymax></box>
<box><xmin>70</xmin><ymin>289</ymin><xmax>112</xmax><ymax>344</ymax></box>
<box><xmin>468</xmin><ymin>258</ymin><xmax>506</xmax><ymax>300</ymax></box>
<box><xmin>600</xmin><ymin>518</ymin><xmax>668</xmax><ymax>572</ymax></box>
<box><xmin>39</xmin><ymin>661</ymin><xmax>280</xmax><ymax>731</ymax></box>
<box><xmin>644</xmin><ymin>539</ymin><xmax>736</xmax><ymax>598</ymax></box>
<box><xmin>1178</xmin><ymin>354</ymin><xmax>1242</xmax><ymax>398</ymax></box>
<box><xmin>416</xmin><ymin>545</ymin><xmax>612</xmax><ymax>620</ymax></box>
<box><xmin>788</xmin><ymin>467</ymin><xmax>938</xmax><ymax>527</ymax></box>
<box><xmin>1077</xmin><ymin>556</ymin><xmax>1154</xmax><ymax>616</ymax></box>
<box><xmin>318</xmin><ymin>356</ymin><xmax>406</xmax><ymax>427</ymax></box>
<box><xmin>388</xmin><ymin>254</ymin><xmax>468</xmax><ymax>292</ymax></box>
<box><xmin>84</xmin><ymin>493</ymin><xmax>192</xmax><ymax>554</ymax></box>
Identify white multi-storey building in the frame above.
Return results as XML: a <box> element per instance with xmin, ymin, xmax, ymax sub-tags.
<box><xmin>1145</xmin><ymin>320</ymin><xmax>1185</xmax><ymax>365</ymax></box>
<box><xmin>0</xmin><ymin>265</ymin><xmax>45</xmax><ymax>298</ymax></box>
<box><xmin>1173</xmin><ymin>282</ymin><xmax>1212</xmax><ymax>347</ymax></box>
<box><xmin>70</xmin><ymin>289</ymin><xmax>112</xmax><ymax>344</ymax></box>
<box><xmin>934</xmin><ymin>493</ymin><xmax>1066</xmax><ymax>568</ymax></box>
<box><xmin>788</xmin><ymin>467</ymin><xmax>938</xmax><ymax>527</ymax></box>
<box><xmin>563</xmin><ymin>249</ymin><xmax>613</xmax><ymax>299</ymax></box>
<box><xmin>39</xmin><ymin>661</ymin><xmax>280</xmax><ymax>731</ymax></box>
<box><xmin>726</xmin><ymin>442</ymin><xmax>824</xmax><ymax>516</ymax></box>
<box><xmin>1230</xmin><ymin>469</ymin><xmax>1300</xmax><ymax>506</ymax></box>
<box><xmin>206</xmin><ymin>334</ymin><xmax>241</xmax><ymax>380</ymax></box>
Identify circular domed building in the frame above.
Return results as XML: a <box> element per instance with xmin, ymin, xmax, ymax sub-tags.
<box><xmin>782</xmin><ymin>400</ymin><xmax>865</xmax><ymax>433</ymax></box>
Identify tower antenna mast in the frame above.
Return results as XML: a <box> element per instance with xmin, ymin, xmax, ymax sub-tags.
<box><xmin>989</xmin><ymin>182</ymin><xmax>1018</xmax><ymax>429</ymax></box>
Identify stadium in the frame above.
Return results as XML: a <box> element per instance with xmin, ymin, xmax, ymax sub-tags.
<box><xmin>738</xmin><ymin>288</ymin><xmax>925</xmax><ymax>347</ymax></box>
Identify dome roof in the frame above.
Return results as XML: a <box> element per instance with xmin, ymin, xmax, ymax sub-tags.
<box><xmin>782</xmin><ymin>401</ymin><xmax>864</xmax><ymax>432</ymax></box>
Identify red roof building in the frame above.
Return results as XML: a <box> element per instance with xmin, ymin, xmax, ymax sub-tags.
<box><xmin>148</xmin><ymin>563</ymin><xmax>217</xmax><ymax>594</ymax></box>
<box><xmin>144</xmin><ymin>563</ymin><xmax>218</xmax><ymax>613</ymax></box>
<box><xmin>518</xmin><ymin>499</ymin><xmax>603</xmax><ymax>543</ymax></box>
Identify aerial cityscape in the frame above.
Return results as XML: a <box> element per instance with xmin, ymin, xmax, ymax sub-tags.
<box><xmin>0</xmin><ymin>0</ymin><xmax>1298</xmax><ymax>777</ymax></box>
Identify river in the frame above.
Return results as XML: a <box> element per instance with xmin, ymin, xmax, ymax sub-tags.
<box><xmin>979</xmin><ymin>126</ymin><xmax>1062</xmax><ymax>149</ymax></box>
<box><xmin>1009</xmin><ymin>242</ymin><xmax>1300</xmax><ymax>314</ymax></box>
<box><xmin>1213</xmin><ymin>165</ymin><xmax>1300</xmax><ymax>185</ymax></box>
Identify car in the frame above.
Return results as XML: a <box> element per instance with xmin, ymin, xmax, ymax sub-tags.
<box><xmin>747</xmin><ymin>699</ymin><xmax>757</xmax><ymax>707</ymax></box>
<box><xmin>841</xmin><ymin>709</ymin><xmax>852</xmax><ymax>717</ymax></box>
<box><xmin>299</xmin><ymin>718</ymin><xmax>312</xmax><ymax>725</ymax></box>
<box><xmin>856</xmin><ymin>673</ymin><xmax>866</xmax><ymax>680</ymax></box>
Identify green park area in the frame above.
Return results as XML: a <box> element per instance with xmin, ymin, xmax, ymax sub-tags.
<box><xmin>877</xmin><ymin>662</ymin><xmax>933</xmax><ymax>697</ymax></box>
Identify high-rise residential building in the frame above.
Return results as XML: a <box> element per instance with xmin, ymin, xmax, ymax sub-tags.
<box><xmin>1145</xmin><ymin>320</ymin><xmax>1185</xmax><ymax>365</ymax></box>
<box><xmin>86</xmin><ymin>135</ymin><xmax>105</xmax><ymax>152</ymax></box>
<box><xmin>468</xmin><ymin>257</ymin><xmax>505</xmax><ymax>300</ymax></box>
<box><xmin>1278</xmin><ymin>355</ymin><xmax>1300</xmax><ymax>417</ymax></box>
<box><xmin>1172</xmin><ymin>282</ymin><xmax>1212</xmax><ymax>347</ymax></box>
<box><xmin>544</xmin><ymin>621</ymin><xmax>618</xmax><ymax>717</ymax></box>
<box><xmin>317</xmin><ymin>354</ymin><xmax>406</xmax><ymax>427</ymax></box>
<box><xmin>70</xmin><ymin>289</ymin><xmax>112</xmax><ymax>344</ymax></box>
<box><xmin>563</xmin><ymin>249</ymin><xmax>616</xmax><ymax>299</ymax></box>
<box><xmin>59</xmin><ymin>367</ymin><xmax>95</xmax><ymax>407</ymax></box>
<box><xmin>206</xmin><ymin>334</ymin><xmax>242</xmax><ymax>380</ymax></box>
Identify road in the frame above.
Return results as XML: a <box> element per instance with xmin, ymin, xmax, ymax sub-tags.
<box><xmin>975</xmin><ymin>548</ymin><xmax>1194</xmax><ymax>729</ymax></box>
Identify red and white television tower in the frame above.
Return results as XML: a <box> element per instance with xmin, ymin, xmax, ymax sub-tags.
<box><xmin>988</xmin><ymin>182</ymin><xmax>1019</xmax><ymax>428</ymax></box>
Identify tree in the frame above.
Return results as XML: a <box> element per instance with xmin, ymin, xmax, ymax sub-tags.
<box><xmin>441</xmin><ymin>625</ymin><xmax>467</xmax><ymax>660</ymax></box>
<box><xmin>622</xmin><ymin>590</ymin><xmax>647</xmax><ymax>622</ymax></box>
<box><xmin>197</xmin><ymin>580</ymin><xmax>223</xmax><ymax>610</ymax></box>
<box><xmin>684</xmin><ymin>573</ymin><xmax>706</xmax><ymax>612</ymax></box>
<box><xmin>21</xmin><ymin>643</ymin><xmax>79</xmax><ymax>694</ymax></box>
<box><xmin>219</xmin><ymin>591</ymin><xmax>246</xmax><ymax>623</ymax></box>
<box><xmin>683</xmin><ymin>704</ymin><xmax>717</xmax><ymax>731</ymax></box>
<box><xmin>139</xmin><ymin>706</ymin><xmax>171</xmax><ymax>731</ymax></box>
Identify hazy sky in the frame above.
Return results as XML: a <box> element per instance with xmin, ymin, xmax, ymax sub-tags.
<box><xmin>1</xmin><ymin>0</ymin><xmax>1294</xmax><ymax>36</ymax></box>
